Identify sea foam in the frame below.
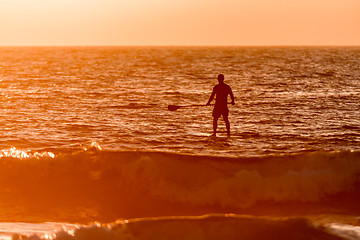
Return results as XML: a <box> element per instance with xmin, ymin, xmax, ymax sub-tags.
<box><xmin>18</xmin><ymin>215</ymin><xmax>349</xmax><ymax>240</ymax></box>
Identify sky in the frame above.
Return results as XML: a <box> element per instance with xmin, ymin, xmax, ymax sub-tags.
<box><xmin>0</xmin><ymin>0</ymin><xmax>359</xmax><ymax>46</ymax></box>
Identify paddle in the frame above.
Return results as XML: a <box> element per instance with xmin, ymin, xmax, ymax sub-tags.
<box><xmin>168</xmin><ymin>104</ymin><xmax>208</xmax><ymax>111</ymax></box>
<box><xmin>168</xmin><ymin>102</ymin><xmax>234</xmax><ymax>111</ymax></box>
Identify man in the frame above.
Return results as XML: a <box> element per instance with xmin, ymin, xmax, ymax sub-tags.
<box><xmin>206</xmin><ymin>74</ymin><xmax>235</xmax><ymax>136</ymax></box>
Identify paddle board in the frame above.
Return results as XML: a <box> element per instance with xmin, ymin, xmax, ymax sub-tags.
<box><xmin>188</xmin><ymin>130</ymin><xmax>231</xmax><ymax>137</ymax></box>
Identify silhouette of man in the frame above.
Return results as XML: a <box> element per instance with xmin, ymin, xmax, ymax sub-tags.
<box><xmin>206</xmin><ymin>74</ymin><xmax>235</xmax><ymax>136</ymax></box>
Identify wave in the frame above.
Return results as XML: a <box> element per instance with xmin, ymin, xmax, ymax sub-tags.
<box><xmin>18</xmin><ymin>214</ymin><xmax>352</xmax><ymax>240</ymax></box>
<box><xmin>0</xmin><ymin>147</ymin><xmax>359</xmax><ymax>222</ymax></box>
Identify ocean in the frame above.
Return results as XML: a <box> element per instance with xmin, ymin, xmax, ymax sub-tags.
<box><xmin>0</xmin><ymin>46</ymin><xmax>359</xmax><ymax>239</ymax></box>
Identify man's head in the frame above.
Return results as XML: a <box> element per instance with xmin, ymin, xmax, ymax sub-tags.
<box><xmin>218</xmin><ymin>74</ymin><xmax>224</xmax><ymax>83</ymax></box>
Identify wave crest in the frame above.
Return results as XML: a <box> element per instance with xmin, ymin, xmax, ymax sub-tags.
<box><xmin>0</xmin><ymin>149</ymin><xmax>359</xmax><ymax>221</ymax></box>
<box><xmin>0</xmin><ymin>147</ymin><xmax>55</xmax><ymax>159</ymax></box>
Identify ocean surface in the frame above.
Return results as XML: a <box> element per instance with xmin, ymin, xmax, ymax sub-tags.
<box><xmin>0</xmin><ymin>46</ymin><xmax>359</xmax><ymax>239</ymax></box>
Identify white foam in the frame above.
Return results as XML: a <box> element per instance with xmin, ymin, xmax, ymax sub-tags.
<box><xmin>0</xmin><ymin>222</ymin><xmax>77</xmax><ymax>240</ymax></box>
<box><xmin>328</xmin><ymin>223</ymin><xmax>360</xmax><ymax>240</ymax></box>
<box><xmin>9</xmin><ymin>215</ymin><xmax>350</xmax><ymax>240</ymax></box>
<box><xmin>0</xmin><ymin>147</ymin><xmax>55</xmax><ymax>159</ymax></box>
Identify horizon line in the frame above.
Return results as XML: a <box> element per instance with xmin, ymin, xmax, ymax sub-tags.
<box><xmin>0</xmin><ymin>44</ymin><xmax>359</xmax><ymax>48</ymax></box>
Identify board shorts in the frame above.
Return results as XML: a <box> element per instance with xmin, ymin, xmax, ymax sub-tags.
<box><xmin>212</xmin><ymin>107</ymin><xmax>229</xmax><ymax>118</ymax></box>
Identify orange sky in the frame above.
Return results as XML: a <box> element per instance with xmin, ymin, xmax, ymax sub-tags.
<box><xmin>0</xmin><ymin>0</ymin><xmax>359</xmax><ymax>46</ymax></box>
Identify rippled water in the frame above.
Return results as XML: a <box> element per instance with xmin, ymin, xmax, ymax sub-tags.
<box><xmin>0</xmin><ymin>46</ymin><xmax>359</xmax><ymax>156</ymax></box>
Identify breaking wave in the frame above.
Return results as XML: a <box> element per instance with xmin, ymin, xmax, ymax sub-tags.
<box><xmin>0</xmin><ymin>146</ymin><xmax>359</xmax><ymax>222</ymax></box>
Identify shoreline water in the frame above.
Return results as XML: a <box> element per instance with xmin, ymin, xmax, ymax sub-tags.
<box><xmin>1</xmin><ymin>214</ymin><xmax>359</xmax><ymax>240</ymax></box>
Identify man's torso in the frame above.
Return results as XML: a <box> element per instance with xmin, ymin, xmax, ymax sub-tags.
<box><xmin>214</xmin><ymin>83</ymin><xmax>231</xmax><ymax>109</ymax></box>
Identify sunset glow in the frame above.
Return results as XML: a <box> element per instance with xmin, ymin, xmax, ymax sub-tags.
<box><xmin>1</xmin><ymin>0</ymin><xmax>359</xmax><ymax>46</ymax></box>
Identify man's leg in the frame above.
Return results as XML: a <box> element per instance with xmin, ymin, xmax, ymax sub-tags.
<box><xmin>212</xmin><ymin>117</ymin><xmax>219</xmax><ymax>136</ymax></box>
<box><xmin>223</xmin><ymin>115</ymin><xmax>230</xmax><ymax>136</ymax></box>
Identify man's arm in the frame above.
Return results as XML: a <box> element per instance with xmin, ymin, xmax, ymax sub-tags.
<box><xmin>206</xmin><ymin>87</ymin><xmax>216</xmax><ymax>105</ymax></box>
<box><xmin>229</xmin><ymin>86</ymin><xmax>235</xmax><ymax>105</ymax></box>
